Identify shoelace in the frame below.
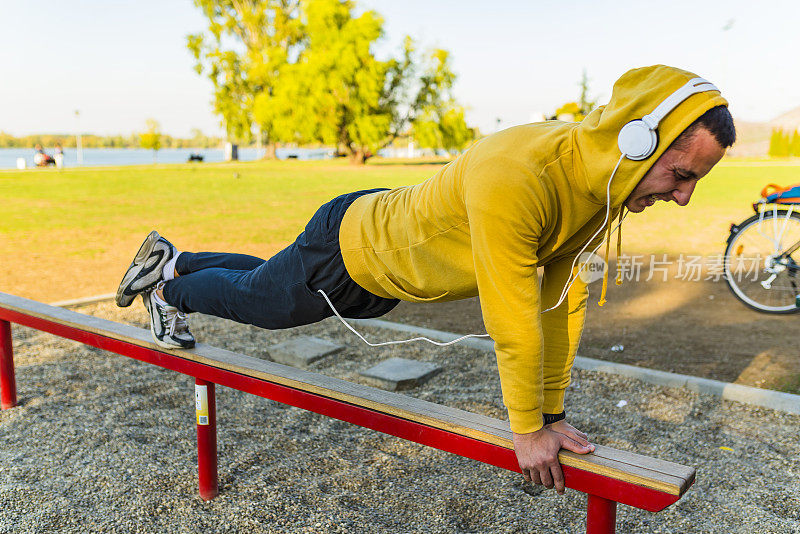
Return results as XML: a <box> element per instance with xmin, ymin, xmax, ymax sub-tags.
<box><xmin>167</xmin><ymin>309</ymin><xmax>190</xmax><ymax>338</ymax></box>
<box><xmin>154</xmin><ymin>281</ymin><xmax>190</xmax><ymax>338</ymax></box>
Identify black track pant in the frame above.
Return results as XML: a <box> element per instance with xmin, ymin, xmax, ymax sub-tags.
<box><xmin>162</xmin><ymin>189</ymin><xmax>399</xmax><ymax>330</ymax></box>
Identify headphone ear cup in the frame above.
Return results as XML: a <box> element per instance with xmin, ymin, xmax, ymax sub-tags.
<box><xmin>618</xmin><ymin>120</ymin><xmax>658</xmax><ymax>161</ymax></box>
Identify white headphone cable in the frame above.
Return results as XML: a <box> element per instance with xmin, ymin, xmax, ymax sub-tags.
<box><xmin>542</xmin><ymin>153</ymin><xmax>626</xmax><ymax>312</ymax></box>
<box><xmin>316</xmin><ymin>288</ymin><xmax>491</xmax><ymax>347</ymax></box>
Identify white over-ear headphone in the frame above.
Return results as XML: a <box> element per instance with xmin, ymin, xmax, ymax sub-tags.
<box><xmin>617</xmin><ymin>77</ymin><xmax>719</xmax><ymax>161</ymax></box>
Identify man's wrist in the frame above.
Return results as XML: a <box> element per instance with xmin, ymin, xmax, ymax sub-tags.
<box><xmin>542</xmin><ymin>411</ymin><xmax>566</xmax><ymax>425</ymax></box>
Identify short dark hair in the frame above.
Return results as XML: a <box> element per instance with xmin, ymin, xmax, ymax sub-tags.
<box><xmin>670</xmin><ymin>105</ymin><xmax>736</xmax><ymax>151</ymax></box>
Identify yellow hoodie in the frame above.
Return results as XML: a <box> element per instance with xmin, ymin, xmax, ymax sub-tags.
<box><xmin>339</xmin><ymin>65</ymin><xmax>728</xmax><ymax>434</ymax></box>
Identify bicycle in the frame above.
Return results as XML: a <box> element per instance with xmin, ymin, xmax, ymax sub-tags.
<box><xmin>724</xmin><ymin>183</ymin><xmax>800</xmax><ymax>314</ymax></box>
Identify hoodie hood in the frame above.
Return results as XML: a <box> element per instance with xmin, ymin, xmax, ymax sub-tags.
<box><xmin>572</xmin><ymin>65</ymin><xmax>728</xmax><ymax>207</ymax></box>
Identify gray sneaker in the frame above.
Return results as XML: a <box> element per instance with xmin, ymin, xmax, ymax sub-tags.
<box><xmin>116</xmin><ymin>231</ymin><xmax>176</xmax><ymax>307</ymax></box>
<box><xmin>142</xmin><ymin>287</ymin><xmax>195</xmax><ymax>349</ymax></box>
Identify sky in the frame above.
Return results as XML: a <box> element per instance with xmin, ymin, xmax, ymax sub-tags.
<box><xmin>1</xmin><ymin>0</ymin><xmax>799</xmax><ymax>138</ymax></box>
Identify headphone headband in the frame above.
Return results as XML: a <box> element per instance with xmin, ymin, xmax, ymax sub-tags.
<box><xmin>618</xmin><ymin>76</ymin><xmax>720</xmax><ymax>161</ymax></box>
<box><xmin>642</xmin><ymin>78</ymin><xmax>718</xmax><ymax>130</ymax></box>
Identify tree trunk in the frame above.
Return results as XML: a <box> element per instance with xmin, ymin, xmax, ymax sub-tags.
<box><xmin>348</xmin><ymin>148</ymin><xmax>370</xmax><ymax>165</ymax></box>
<box><xmin>262</xmin><ymin>143</ymin><xmax>277</xmax><ymax>160</ymax></box>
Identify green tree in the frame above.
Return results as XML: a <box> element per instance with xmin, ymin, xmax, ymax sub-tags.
<box><xmin>768</xmin><ymin>129</ymin><xmax>780</xmax><ymax>157</ymax></box>
<box><xmin>254</xmin><ymin>0</ymin><xmax>391</xmax><ymax>163</ymax></box>
<box><xmin>139</xmin><ymin>119</ymin><xmax>163</xmax><ymax>163</ymax></box>
<box><xmin>187</xmin><ymin>0</ymin><xmax>303</xmax><ymax>156</ymax></box>
<box><xmin>576</xmin><ymin>69</ymin><xmax>597</xmax><ymax>120</ymax></box>
<box><xmin>408</xmin><ymin>48</ymin><xmax>474</xmax><ymax>153</ymax></box>
<box><xmin>412</xmin><ymin>106</ymin><xmax>474</xmax><ymax>153</ymax></box>
<box><xmin>791</xmin><ymin>129</ymin><xmax>800</xmax><ymax>157</ymax></box>
<box><xmin>549</xmin><ymin>69</ymin><xmax>598</xmax><ymax>122</ymax></box>
<box><xmin>190</xmin><ymin>128</ymin><xmax>208</xmax><ymax>148</ymax></box>
<box><xmin>255</xmin><ymin>0</ymin><xmax>469</xmax><ymax>163</ymax></box>
<box><xmin>769</xmin><ymin>128</ymin><xmax>791</xmax><ymax>158</ymax></box>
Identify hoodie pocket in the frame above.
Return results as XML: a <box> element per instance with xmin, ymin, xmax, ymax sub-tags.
<box><xmin>377</xmin><ymin>275</ymin><xmax>449</xmax><ymax>302</ymax></box>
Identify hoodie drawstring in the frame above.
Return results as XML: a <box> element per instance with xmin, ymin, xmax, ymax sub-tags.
<box><xmin>615</xmin><ymin>208</ymin><xmax>625</xmax><ymax>285</ymax></box>
<box><xmin>598</xmin><ymin>216</ymin><xmax>614</xmax><ymax>307</ymax></box>
<box><xmin>598</xmin><ymin>208</ymin><xmax>626</xmax><ymax>306</ymax></box>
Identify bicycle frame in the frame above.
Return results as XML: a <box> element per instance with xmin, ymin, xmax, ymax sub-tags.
<box><xmin>755</xmin><ymin>203</ymin><xmax>800</xmax><ymax>258</ymax></box>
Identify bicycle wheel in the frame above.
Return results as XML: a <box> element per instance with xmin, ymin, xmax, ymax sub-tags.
<box><xmin>724</xmin><ymin>209</ymin><xmax>800</xmax><ymax>313</ymax></box>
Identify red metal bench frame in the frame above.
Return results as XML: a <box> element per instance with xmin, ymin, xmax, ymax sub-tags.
<box><xmin>0</xmin><ymin>296</ymin><xmax>692</xmax><ymax>534</ymax></box>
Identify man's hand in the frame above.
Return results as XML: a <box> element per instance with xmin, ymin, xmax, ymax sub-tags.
<box><xmin>547</xmin><ymin>420</ymin><xmax>593</xmax><ymax>448</ymax></box>
<box><xmin>513</xmin><ymin>423</ymin><xmax>594</xmax><ymax>495</ymax></box>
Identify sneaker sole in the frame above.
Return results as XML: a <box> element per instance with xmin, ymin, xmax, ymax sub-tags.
<box><xmin>149</xmin><ymin>328</ymin><xmax>195</xmax><ymax>350</ymax></box>
<box><xmin>115</xmin><ymin>231</ymin><xmax>167</xmax><ymax>308</ymax></box>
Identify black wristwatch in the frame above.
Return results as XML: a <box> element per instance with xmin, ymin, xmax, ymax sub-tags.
<box><xmin>543</xmin><ymin>411</ymin><xmax>566</xmax><ymax>425</ymax></box>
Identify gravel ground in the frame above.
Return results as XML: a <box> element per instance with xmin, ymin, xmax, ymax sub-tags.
<box><xmin>1</xmin><ymin>302</ymin><xmax>798</xmax><ymax>533</ymax></box>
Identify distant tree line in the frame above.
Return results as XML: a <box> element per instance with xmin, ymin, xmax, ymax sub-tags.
<box><xmin>0</xmin><ymin>129</ymin><xmax>223</xmax><ymax>150</ymax></box>
<box><xmin>187</xmin><ymin>0</ymin><xmax>476</xmax><ymax>164</ymax></box>
<box><xmin>768</xmin><ymin>128</ymin><xmax>800</xmax><ymax>158</ymax></box>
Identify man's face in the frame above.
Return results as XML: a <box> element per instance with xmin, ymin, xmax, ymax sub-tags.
<box><xmin>623</xmin><ymin>127</ymin><xmax>725</xmax><ymax>213</ymax></box>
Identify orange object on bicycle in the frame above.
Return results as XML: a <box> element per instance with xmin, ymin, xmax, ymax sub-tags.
<box><xmin>760</xmin><ymin>183</ymin><xmax>800</xmax><ymax>204</ymax></box>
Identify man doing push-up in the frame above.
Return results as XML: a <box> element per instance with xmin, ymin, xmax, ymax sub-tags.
<box><xmin>116</xmin><ymin>65</ymin><xmax>735</xmax><ymax>494</ymax></box>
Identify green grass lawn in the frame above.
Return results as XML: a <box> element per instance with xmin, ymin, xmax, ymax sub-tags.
<box><xmin>2</xmin><ymin>157</ymin><xmax>800</xmax><ymax>302</ymax></box>
<box><xmin>622</xmin><ymin>159</ymin><xmax>800</xmax><ymax>255</ymax></box>
<box><xmin>0</xmin><ymin>159</ymin><xmax>443</xmax><ymax>301</ymax></box>
<box><xmin>0</xmin><ymin>159</ymin><xmax>439</xmax><ymax>248</ymax></box>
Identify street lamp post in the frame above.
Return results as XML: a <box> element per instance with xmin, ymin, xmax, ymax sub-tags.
<box><xmin>721</xmin><ymin>19</ymin><xmax>734</xmax><ymax>94</ymax></box>
<box><xmin>74</xmin><ymin>110</ymin><xmax>83</xmax><ymax>165</ymax></box>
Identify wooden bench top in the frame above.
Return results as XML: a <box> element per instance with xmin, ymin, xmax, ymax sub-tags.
<box><xmin>0</xmin><ymin>291</ymin><xmax>695</xmax><ymax>498</ymax></box>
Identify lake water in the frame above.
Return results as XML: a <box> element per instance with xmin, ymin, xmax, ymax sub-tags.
<box><xmin>0</xmin><ymin>147</ymin><xmax>335</xmax><ymax>169</ymax></box>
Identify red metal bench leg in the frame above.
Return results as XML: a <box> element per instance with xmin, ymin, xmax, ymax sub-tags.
<box><xmin>0</xmin><ymin>320</ymin><xmax>17</xmax><ymax>410</ymax></box>
<box><xmin>586</xmin><ymin>494</ymin><xmax>617</xmax><ymax>534</ymax></box>
<box><xmin>195</xmin><ymin>378</ymin><xmax>218</xmax><ymax>500</ymax></box>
